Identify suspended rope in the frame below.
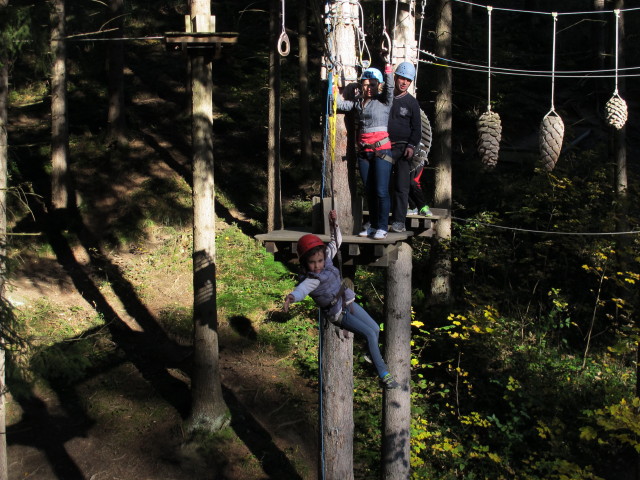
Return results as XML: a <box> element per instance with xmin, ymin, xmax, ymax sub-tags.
<box><xmin>476</xmin><ymin>6</ymin><xmax>501</xmax><ymax>169</ymax></box>
<box><xmin>605</xmin><ymin>9</ymin><xmax>628</xmax><ymax>130</ymax></box>
<box><xmin>414</xmin><ymin>0</ymin><xmax>427</xmax><ymax>89</ymax></box>
<box><xmin>391</xmin><ymin>0</ymin><xmax>400</xmax><ymax>63</ymax></box>
<box><xmin>450</xmin><ymin>0</ymin><xmax>640</xmax><ymax>17</ymax></box>
<box><xmin>539</xmin><ymin>12</ymin><xmax>564</xmax><ymax>172</ymax></box>
<box><xmin>277</xmin><ymin>0</ymin><xmax>290</xmax><ymax>56</ymax></box>
<box><xmin>381</xmin><ymin>0</ymin><xmax>392</xmax><ymax>62</ymax></box>
<box><xmin>452</xmin><ymin>216</ymin><xmax>640</xmax><ymax>237</ymax></box>
<box><xmin>355</xmin><ymin>1</ymin><xmax>372</xmax><ymax>68</ymax></box>
<box><xmin>418</xmin><ymin>49</ymin><xmax>640</xmax><ymax>78</ymax></box>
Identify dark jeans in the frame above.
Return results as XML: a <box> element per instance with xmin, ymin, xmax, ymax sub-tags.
<box><xmin>358</xmin><ymin>150</ymin><xmax>392</xmax><ymax>231</ymax></box>
<box><xmin>339</xmin><ymin>302</ymin><xmax>390</xmax><ymax>378</ymax></box>
<box><xmin>391</xmin><ymin>144</ymin><xmax>411</xmax><ymax>224</ymax></box>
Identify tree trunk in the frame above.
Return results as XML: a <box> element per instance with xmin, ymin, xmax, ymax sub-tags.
<box><xmin>298</xmin><ymin>0</ymin><xmax>313</xmax><ymax>166</ymax></box>
<box><xmin>268</xmin><ymin>0</ymin><xmax>283</xmax><ymax>231</ymax></box>
<box><xmin>430</xmin><ymin>0</ymin><xmax>453</xmax><ymax>304</ymax></box>
<box><xmin>50</xmin><ymin>0</ymin><xmax>69</xmax><ymax>211</ymax></box>
<box><xmin>382</xmin><ymin>242</ymin><xmax>412</xmax><ymax>480</ymax></box>
<box><xmin>391</xmin><ymin>0</ymin><xmax>416</xmax><ymax>95</ymax></box>
<box><xmin>107</xmin><ymin>0</ymin><xmax>126</xmax><ymax>148</ymax></box>
<box><xmin>186</xmin><ymin>2</ymin><xmax>229</xmax><ymax>432</ymax></box>
<box><xmin>0</xmin><ymin>35</ymin><xmax>9</xmax><ymax>480</ymax></box>
<box><xmin>318</xmin><ymin>2</ymin><xmax>360</xmax><ymax>478</ymax></box>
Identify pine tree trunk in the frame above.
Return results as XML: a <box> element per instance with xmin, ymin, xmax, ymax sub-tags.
<box><xmin>298</xmin><ymin>0</ymin><xmax>313</xmax><ymax>166</ymax></box>
<box><xmin>0</xmin><ymin>38</ymin><xmax>9</xmax><ymax>480</ymax></box>
<box><xmin>430</xmin><ymin>0</ymin><xmax>453</xmax><ymax>304</ymax></box>
<box><xmin>383</xmin><ymin>242</ymin><xmax>412</xmax><ymax>480</ymax></box>
<box><xmin>107</xmin><ymin>0</ymin><xmax>126</xmax><ymax>148</ymax></box>
<box><xmin>50</xmin><ymin>0</ymin><xmax>69</xmax><ymax>211</ymax></box>
<box><xmin>187</xmin><ymin>2</ymin><xmax>229</xmax><ymax>432</ymax></box>
<box><xmin>391</xmin><ymin>0</ymin><xmax>416</xmax><ymax>94</ymax></box>
<box><xmin>318</xmin><ymin>2</ymin><xmax>359</xmax><ymax>478</ymax></box>
<box><xmin>268</xmin><ymin>0</ymin><xmax>283</xmax><ymax>231</ymax></box>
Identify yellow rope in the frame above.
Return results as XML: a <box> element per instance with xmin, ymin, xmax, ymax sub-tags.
<box><xmin>328</xmin><ymin>73</ymin><xmax>339</xmax><ymax>165</ymax></box>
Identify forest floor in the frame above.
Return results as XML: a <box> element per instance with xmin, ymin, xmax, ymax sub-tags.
<box><xmin>5</xmin><ymin>217</ymin><xmax>320</xmax><ymax>480</ymax></box>
<box><xmin>5</xmin><ymin>86</ymin><xmax>321</xmax><ymax>478</ymax></box>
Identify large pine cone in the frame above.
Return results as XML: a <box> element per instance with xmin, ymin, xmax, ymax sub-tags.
<box><xmin>605</xmin><ymin>94</ymin><xmax>628</xmax><ymax>130</ymax></box>
<box><xmin>476</xmin><ymin>110</ymin><xmax>502</xmax><ymax>168</ymax></box>
<box><xmin>539</xmin><ymin>113</ymin><xmax>564</xmax><ymax>171</ymax></box>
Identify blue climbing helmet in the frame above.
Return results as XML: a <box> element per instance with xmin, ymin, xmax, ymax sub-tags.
<box><xmin>360</xmin><ymin>67</ymin><xmax>383</xmax><ymax>84</ymax></box>
<box><xmin>395</xmin><ymin>62</ymin><xmax>416</xmax><ymax>81</ymax></box>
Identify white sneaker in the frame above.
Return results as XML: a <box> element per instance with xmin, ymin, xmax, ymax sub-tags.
<box><xmin>359</xmin><ymin>227</ymin><xmax>375</xmax><ymax>237</ymax></box>
<box><xmin>407</xmin><ymin>208</ymin><xmax>418</xmax><ymax>215</ymax></box>
<box><xmin>373</xmin><ymin>229</ymin><xmax>387</xmax><ymax>240</ymax></box>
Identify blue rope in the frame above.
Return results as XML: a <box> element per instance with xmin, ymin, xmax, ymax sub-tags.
<box><xmin>318</xmin><ymin>309</ymin><xmax>325</xmax><ymax>480</ymax></box>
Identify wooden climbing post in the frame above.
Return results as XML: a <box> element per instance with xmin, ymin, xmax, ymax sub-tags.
<box><xmin>383</xmin><ymin>242</ymin><xmax>413</xmax><ymax>479</ymax></box>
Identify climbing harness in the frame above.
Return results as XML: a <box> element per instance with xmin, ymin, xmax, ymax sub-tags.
<box><xmin>604</xmin><ymin>9</ymin><xmax>628</xmax><ymax>130</ymax></box>
<box><xmin>539</xmin><ymin>12</ymin><xmax>564</xmax><ymax>172</ymax></box>
<box><xmin>277</xmin><ymin>0</ymin><xmax>290</xmax><ymax>56</ymax></box>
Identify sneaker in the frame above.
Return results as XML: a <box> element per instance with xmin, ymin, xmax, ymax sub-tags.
<box><xmin>373</xmin><ymin>229</ymin><xmax>388</xmax><ymax>240</ymax></box>
<box><xmin>359</xmin><ymin>227</ymin><xmax>375</xmax><ymax>237</ymax></box>
<box><xmin>363</xmin><ymin>353</ymin><xmax>372</xmax><ymax>364</ymax></box>
<box><xmin>407</xmin><ymin>208</ymin><xmax>418</xmax><ymax>215</ymax></box>
<box><xmin>381</xmin><ymin>373</ymin><xmax>400</xmax><ymax>390</ymax></box>
<box><xmin>419</xmin><ymin>206</ymin><xmax>433</xmax><ymax>217</ymax></box>
<box><xmin>390</xmin><ymin>222</ymin><xmax>406</xmax><ymax>233</ymax></box>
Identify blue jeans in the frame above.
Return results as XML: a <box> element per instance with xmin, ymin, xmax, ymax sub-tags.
<box><xmin>339</xmin><ymin>302</ymin><xmax>389</xmax><ymax>378</ymax></box>
<box><xmin>358</xmin><ymin>150</ymin><xmax>392</xmax><ymax>231</ymax></box>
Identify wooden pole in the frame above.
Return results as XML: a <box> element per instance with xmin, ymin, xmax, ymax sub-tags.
<box><xmin>268</xmin><ymin>0</ymin><xmax>283</xmax><ymax>231</ymax></box>
<box><xmin>187</xmin><ymin>4</ymin><xmax>229</xmax><ymax>432</ymax></box>
<box><xmin>383</xmin><ymin>242</ymin><xmax>413</xmax><ymax>480</ymax></box>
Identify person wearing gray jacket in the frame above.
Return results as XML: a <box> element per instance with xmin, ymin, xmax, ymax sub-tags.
<box><xmin>336</xmin><ymin>64</ymin><xmax>394</xmax><ymax>240</ymax></box>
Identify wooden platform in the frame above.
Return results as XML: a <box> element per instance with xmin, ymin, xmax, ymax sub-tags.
<box><xmin>255</xmin><ymin>229</ymin><xmax>413</xmax><ymax>267</ymax></box>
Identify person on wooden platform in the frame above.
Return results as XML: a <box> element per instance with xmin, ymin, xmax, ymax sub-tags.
<box><xmin>335</xmin><ymin>64</ymin><xmax>394</xmax><ymax>240</ymax></box>
<box><xmin>283</xmin><ymin>211</ymin><xmax>399</xmax><ymax>389</ymax></box>
<box><xmin>387</xmin><ymin>62</ymin><xmax>432</xmax><ymax>231</ymax></box>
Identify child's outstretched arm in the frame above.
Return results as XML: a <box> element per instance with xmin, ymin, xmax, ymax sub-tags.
<box><xmin>283</xmin><ymin>293</ymin><xmax>295</xmax><ymax>313</ymax></box>
<box><xmin>327</xmin><ymin>210</ymin><xmax>342</xmax><ymax>258</ymax></box>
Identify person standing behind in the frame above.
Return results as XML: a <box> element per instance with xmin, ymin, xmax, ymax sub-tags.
<box><xmin>336</xmin><ymin>64</ymin><xmax>394</xmax><ymax>240</ymax></box>
<box><xmin>388</xmin><ymin>62</ymin><xmax>422</xmax><ymax>233</ymax></box>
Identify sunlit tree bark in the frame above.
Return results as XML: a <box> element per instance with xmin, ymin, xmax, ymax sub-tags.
<box><xmin>187</xmin><ymin>0</ymin><xmax>229</xmax><ymax>432</ymax></box>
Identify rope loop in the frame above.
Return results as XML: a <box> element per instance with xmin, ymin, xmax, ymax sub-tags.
<box><xmin>278</xmin><ymin>0</ymin><xmax>290</xmax><ymax>56</ymax></box>
<box><xmin>381</xmin><ymin>31</ymin><xmax>392</xmax><ymax>63</ymax></box>
<box><xmin>278</xmin><ymin>31</ymin><xmax>290</xmax><ymax>56</ymax></box>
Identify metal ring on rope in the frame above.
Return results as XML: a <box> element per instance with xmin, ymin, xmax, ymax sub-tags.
<box><xmin>278</xmin><ymin>31</ymin><xmax>290</xmax><ymax>56</ymax></box>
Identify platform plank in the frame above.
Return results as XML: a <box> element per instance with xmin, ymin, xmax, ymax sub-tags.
<box><xmin>255</xmin><ymin>230</ymin><xmax>412</xmax><ymax>244</ymax></box>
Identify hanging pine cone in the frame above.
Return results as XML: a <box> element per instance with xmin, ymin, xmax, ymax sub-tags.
<box><xmin>539</xmin><ymin>112</ymin><xmax>564</xmax><ymax>171</ymax></box>
<box><xmin>476</xmin><ymin>110</ymin><xmax>502</xmax><ymax>169</ymax></box>
<box><xmin>605</xmin><ymin>94</ymin><xmax>628</xmax><ymax>130</ymax></box>
<box><xmin>418</xmin><ymin>108</ymin><xmax>432</xmax><ymax>160</ymax></box>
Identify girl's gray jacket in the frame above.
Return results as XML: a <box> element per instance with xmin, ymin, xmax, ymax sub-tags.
<box><xmin>288</xmin><ymin>226</ymin><xmax>355</xmax><ymax>323</ymax></box>
<box><xmin>336</xmin><ymin>71</ymin><xmax>394</xmax><ymax>134</ymax></box>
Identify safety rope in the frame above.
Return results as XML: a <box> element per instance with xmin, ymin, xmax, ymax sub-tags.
<box><xmin>414</xmin><ymin>0</ymin><xmax>427</xmax><ymax>90</ymax></box>
<box><xmin>452</xmin><ymin>216</ymin><xmax>640</xmax><ymax>236</ymax></box>
<box><xmin>449</xmin><ymin>0</ymin><xmax>640</xmax><ymax>16</ymax></box>
<box><xmin>613</xmin><ymin>9</ymin><xmax>621</xmax><ymax>96</ymax></box>
<box><xmin>381</xmin><ymin>0</ymin><xmax>391</xmax><ymax>62</ymax></box>
<box><xmin>486</xmin><ymin>6</ymin><xmax>493</xmax><ymax>112</ymax></box>
<box><xmin>545</xmin><ymin>12</ymin><xmax>558</xmax><ymax>116</ymax></box>
<box><xmin>278</xmin><ymin>0</ymin><xmax>290</xmax><ymax>56</ymax></box>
